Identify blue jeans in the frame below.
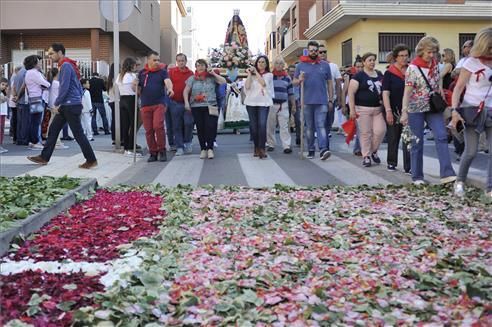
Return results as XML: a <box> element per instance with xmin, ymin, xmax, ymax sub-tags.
<box><xmin>324</xmin><ymin>102</ymin><xmax>336</xmax><ymax>134</ymax></box>
<box><xmin>29</xmin><ymin>111</ymin><xmax>44</xmax><ymax>144</ymax></box>
<box><xmin>165</xmin><ymin>107</ymin><xmax>174</xmax><ymax>147</ymax></box>
<box><xmin>16</xmin><ymin>104</ymin><xmax>31</xmax><ymax>145</ymax></box>
<box><xmin>408</xmin><ymin>111</ymin><xmax>455</xmax><ymax>181</ymax></box>
<box><xmin>247</xmin><ymin>106</ymin><xmax>269</xmax><ymax>150</ymax></box>
<box><xmin>304</xmin><ymin>104</ymin><xmax>329</xmax><ymax>152</ymax></box>
<box><xmin>169</xmin><ymin>101</ymin><xmax>194</xmax><ymax>149</ymax></box>
<box><xmin>41</xmin><ymin>104</ymin><xmax>96</xmax><ymax>162</ymax></box>
<box><xmin>91</xmin><ymin>102</ymin><xmax>109</xmax><ymax>133</ymax></box>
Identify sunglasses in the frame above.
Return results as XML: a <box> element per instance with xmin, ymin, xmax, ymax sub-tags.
<box><xmin>319</xmin><ymin>51</ymin><xmax>327</xmax><ymax>54</ymax></box>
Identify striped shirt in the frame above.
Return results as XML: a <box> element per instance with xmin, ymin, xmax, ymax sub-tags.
<box><xmin>273</xmin><ymin>75</ymin><xmax>293</xmax><ymax>104</ymax></box>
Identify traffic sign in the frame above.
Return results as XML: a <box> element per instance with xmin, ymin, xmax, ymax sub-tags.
<box><xmin>100</xmin><ymin>0</ymin><xmax>134</xmax><ymax>23</ymax></box>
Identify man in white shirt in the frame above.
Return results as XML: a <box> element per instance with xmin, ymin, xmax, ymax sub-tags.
<box><xmin>455</xmin><ymin>40</ymin><xmax>473</xmax><ymax>71</ymax></box>
<box><xmin>319</xmin><ymin>44</ymin><xmax>342</xmax><ymax>135</ymax></box>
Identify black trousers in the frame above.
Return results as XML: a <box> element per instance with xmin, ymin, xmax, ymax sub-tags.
<box><xmin>120</xmin><ymin>95</ymin><xmax>137</xmax><ymax>150</ymax></box>
<box><xmin>9</xmin><ymin>107</ymin><xmax>17</xmax><ymax>142</ymax></box>
<box><xmin>41</xmin><ymin>104</ymin><xmax>96</xmax><ymax>162</ymax></box>
<box><xmin>386</xmin><ymin>122</ymin><xmax>411</xmax><ymax>171</ymax></box>
<box><xmin>191</xmin><ymin>107</ymin><xmax>217</xmax><ymax>150</ymax></box>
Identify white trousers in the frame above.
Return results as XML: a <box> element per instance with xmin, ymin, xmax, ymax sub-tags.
<box><xmin>267</xmin><ymin>102</ymin><xmax>291</xmax><ymax>149</ymax></box>
<box><xmin>81</xmin><ymin>111</ymin><xmax>93</xmax><ymax>140</ymax></box>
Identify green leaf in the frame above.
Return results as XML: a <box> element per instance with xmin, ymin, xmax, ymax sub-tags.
<box><xmin>56</xmin><ymin>301</ymin><xmax>76</xmax><ymax>311</ymax></box>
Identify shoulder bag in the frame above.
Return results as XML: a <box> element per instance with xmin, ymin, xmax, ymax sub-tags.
<box><xmin>457</xmin><ymin>82</ymin><xmax>492</xmax><ymax>128</ymax></box>
<box><xmin>417</xmin><ymin>66</ymin><xmax>447</xmax><ymax>113</ymax></box>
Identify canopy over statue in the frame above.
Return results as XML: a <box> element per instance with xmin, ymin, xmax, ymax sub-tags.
<box><xmin>224</xmin><ymin>9</ymin><xmax>249</xmax><ymax>48</ymax></box>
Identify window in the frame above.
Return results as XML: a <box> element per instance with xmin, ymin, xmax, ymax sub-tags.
<box><xmin>378</xmin><ymin>33</ymin><xmax>425</xmax><ymax>63</ymax></box>
<box><xmin>323</xmin><ymin>0</ymin><xmax>339</xmax><ymax>15</ymax></box>
<box><xmin>270</xmin><ymin>32</ymin><xmax>276</xmax><ymax>50</ymax></box>
<box><xmin>341</xmin><ymin>39</ymin><xmax>352</xmax><ymax>67</ymax></box>
<box><xmin>459</xmin><ymin>33</ymin><xmax>475</xmax><ymax>56</ymax></box>
<box><xmin>292</xmin><ymin>6</ymin><xmax>297</xmax><ymax>27</ymax></box>
<box><xmin>150</xmin><ymin>3</ymin><xmax>153</xmax><ymax>20</ymax></box>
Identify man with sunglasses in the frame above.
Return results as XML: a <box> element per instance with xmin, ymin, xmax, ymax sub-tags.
<box><xmin>293</xmin><ymin>40</ymin><xmax>334</xmax><ymax>160</ymax></box>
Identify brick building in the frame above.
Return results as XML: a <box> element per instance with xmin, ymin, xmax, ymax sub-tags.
<box><xmin>0</xmin><ymin>0</ymin><xmax>160</xmax><ymax>76</ymax></box>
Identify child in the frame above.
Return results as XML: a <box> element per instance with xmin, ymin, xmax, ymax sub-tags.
<box><xmin>0</xmin><ymin>78</ymin><xmax>8</xmax><ymax>153</ymax></box>
<box><xmin>47</xmin><ymin>68</ymin><xmax>67</xmax><ymax>149</ymax></box>
<box><xmin>80</xmin><ymin>78</ymin><xmax>93</xmax><ymax>141</ymax></box>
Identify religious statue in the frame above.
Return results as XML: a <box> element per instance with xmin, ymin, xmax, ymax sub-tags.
<box><xmin>224</xmin><ymin>10</ymin><xmax>249</xmax><ymax>48</ymax></box>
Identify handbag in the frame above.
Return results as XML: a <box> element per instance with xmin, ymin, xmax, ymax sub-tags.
<box><xmin>457</xmin><ymin>83</ymin><xmax>492</xmax><ymax>128</ymax></box>
<box><xmin>208</xmin><ymin>105</ymin><xmax>219</xmax><ymax>117</ymax></box>
<box><xmin>417</xmin><ymin>66</ymin><xmax>447</xmax><ymax>113</ymax></box>
<box><xmin>28</xmin><ymin>92</ymin><xmax>44</xmax><ymax>114</ymax></box>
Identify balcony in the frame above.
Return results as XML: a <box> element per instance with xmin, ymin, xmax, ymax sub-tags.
<box><xmin>305</xmin><ymin>0</ymin><xmax>492</xmax><ymax>40</ymax></box>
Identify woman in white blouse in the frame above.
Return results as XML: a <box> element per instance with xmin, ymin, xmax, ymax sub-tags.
<box><xmin>244</xmin><ymin>55</ymin><xmax>274</xmax><ymax>159</ymax></box>
<box><xmin>115</xmin><ymin>57</ymin><xmax>139</xmax><ymax>156</ymax></box>
<box><xmin>451</xmin><ymin>27</ymin><xmax>492</xmax><ymax>198</ymax></box>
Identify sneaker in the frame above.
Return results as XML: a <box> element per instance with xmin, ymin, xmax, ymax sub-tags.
<box><xmin>89</xmin><ymin>138</ymin><xmax>95</xmax><ymax>142</ymax></box>
<box><xmin>454</xmin><ymin>181</ymin><xmax>465</xmax><ymax>197</ymax></box>
<box><xmin>267</xmin><ymin>146</ymin><xmax>275</xmax><ymax>152</ymax></box>
<box><xmin>307</xmin><ymin>151</ymin><xmax>315</xmax><ymax>159</ymax></box>
<box><xmin>214</xmin><ymin>141</ymin><xmax>218</xmax><ymax>148</ymax></box>
<box><xmin>30</xmin><ymin>143</ymin><xmax>44</xmax><ymax>150</ymax></box>
<box><xmin>184</xmin><ymin>143</ymin><xmax>193</xmax><ymax>154</ymax></box>
<box><xmin>104</xmin><ymin>131</ymin><xmax>111</xmax><ymax>135</ymax></box>
<box><xmin>320</xmin><ymin>149</ymin><xmax>331</xmax><ymax>161</ymax></box>
<box><xmin>362</xmin><ymin>156</ymin><xmax>371</xmax><ymax>167</ymax></box>
<box><xmin>440</xmin><ymin>175</ymin><xmax>457</xmax><ymax>184</ymax></box>
<box><xmin>413</xmin><ymin>180</ymin><xmax>426</xmax><ymax>186</ymax></box>
<box><xmin>371</xmin><ymin>152</ymin><xmax>381</xmax><ymax>164</ymax></box>
<box><xmin>405</xmin><ymin>170</ymin><xmax>412</xmax><ymax>175</ymax></box>
<box><xmin>387</xmin><ymin>164</ymin><xmax>396</xmax><ymax>171</ymax></box>
<box><xmin>200</xmin><ymin>150</ymin><xmax>207</xmax><ymax>159</ymax></box>
<box><xmin>60</xmin><ymin>136</ymin><xmax>74</xmax><ymax>141</ymax></box>
<box><xmin>147</xmin><ymin>154</ymin><xmax>158</xmax><ymax>162</ymax></box>
<box><xmin>55</xmin><ymin>144</ymin><xmax>69</xmax><ymax>149</ymax></box>
<box><xmin>207</xmin><ymin>149</ymin><xmax>214</xmax><ymax>159</ymax></box>
<box><xmin>170</xmin><ymin>146</ymin><xmax>177</xmax><ymax>152</ymax></box>
<box><xmin>124</xmin><ymin>150</ymin><xmax>142</xmax><ymax>157</ymax></box>
<box><xmin>159</xmin><ymin>151</ymin><xmax>167</xmax><ymax>162</ymax></box>
<box><xmin>79</xmin><ymin>160</ymin><xmax>98</xmax><ymax>169</ymax></box>
<box><xmin>0</xmin><ymin>146</ymin><xmax>8</xmax><ymax>154</ymax></box>
<box><xmin>283</xmin><ymin>148</ymin><xmax>292</xmax><ymax>154</ymax></box>
<box><xmin>27</xmin><ymin>155</ymin><xmax>48</xmax><ymax>165</ymax></box>
<box><xmin>353</xmin><ymin>151</ymin><xmax>362</xmax><ymax>157</ymax></box>
<box><xmin>175</xmin><ymin>148</ymin><xmax>184</xmax><ymax>156</ymax></box>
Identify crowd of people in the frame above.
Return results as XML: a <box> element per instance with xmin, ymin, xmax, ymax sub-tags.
<box><xmin>0</xmin><ymin>27</ymin><xmax>490</xmax><ymax>197</ymax></box>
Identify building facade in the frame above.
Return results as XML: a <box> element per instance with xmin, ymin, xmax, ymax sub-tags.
<box><xmin>181</xmin><ymin>6</ymin><xmax>199</xmax><ymax>69</ymax></box>
<box><xmin>0</xmin><ymin>0</ymin><xmax>160</xmax><ymax>76</ymax></box>
<box><xmin>159</xmin><ymin>0</ymin><xmax>187</xmax><ymax>66</ymax></box>
<box><xmin>264</xmin><ymin>0</ymin><xmax>491</xmax><ymax>70</ymax></box>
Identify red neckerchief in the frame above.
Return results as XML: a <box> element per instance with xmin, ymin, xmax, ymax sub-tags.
<box><xmin>387</xmin><ymin>64</ymin><xmax>407</xmax><ymax>80</ymax></box>
<box><xmin>299</xmin><ymin>56</ymin><xmax>320</xmax><ymax>64</ymax></box>
<box><xmin>272</xmin><ymin>69</ymin><xmax>287</xmax><ymax>77</ymax></box>
<box><xmin>58</xmin><ymin>57</ymin><xmax>80</xmax><ymax>79</ymax></box>
<box><xmin>411</xmin><ymin>57</ymin><xmax>437</xmax><ymax>78</ymax></box>
<box><xmin>194</xmin><ymin>71</ymin><xmax>210</xmax><ymax>81</ymax></box>
<box><xmin>142</xmin><ymin>63</ymin><xmax>165</xmax><ymax>87</ymax></box>
<box><xmin>478</xmin><ymin>56</ymin><xmax>492</xmax><ymax>61</ymax></box>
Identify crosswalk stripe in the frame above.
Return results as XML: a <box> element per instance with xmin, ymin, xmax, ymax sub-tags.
<box><xmin>310</xmin><ymin>153</ymin><xmax>392</xmax><ymax>186</ymax></box>
<box><xmin>20</xmin><ymin>151</ymin><xmax>145</xmax><ymax>186</ymax></box>
<box><xmin>237</xmin><ymin>153</ymin><xmax>296</xmax><ymax>187</ymax></box>
<box><xmin>152</xmin><ymin>154</ymin><xmax>204</xmax><ymax>186</ymax></box>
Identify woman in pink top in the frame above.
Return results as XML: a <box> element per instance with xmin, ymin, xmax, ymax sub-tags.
<box><xmin>24</xmin><ymin>55</ymin><xmax>50</xmax><ymax>149</ymax></box>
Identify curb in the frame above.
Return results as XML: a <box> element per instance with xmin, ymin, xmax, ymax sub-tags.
<box><xmin>0</xmin><ymin>178</ymin><xmax>98</xmax><ymax>256</ymax></box>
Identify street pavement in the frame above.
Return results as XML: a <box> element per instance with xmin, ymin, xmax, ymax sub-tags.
<box><xmin>0</xmin><ymin>128</ymin><xmax>487</xmax><ymax>189</ymax></box>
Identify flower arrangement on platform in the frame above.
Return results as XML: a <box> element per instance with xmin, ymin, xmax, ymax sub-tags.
<box><xmin>209</xmin><ymin>42</ymin><xmax>251</xmax><ymax>69</ymax></box>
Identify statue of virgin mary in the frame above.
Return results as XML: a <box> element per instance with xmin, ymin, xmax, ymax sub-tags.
<box><xmin>224</xmin><ymin>9</ymin><xmax>249</xmax><ymax>48</ymax></box>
